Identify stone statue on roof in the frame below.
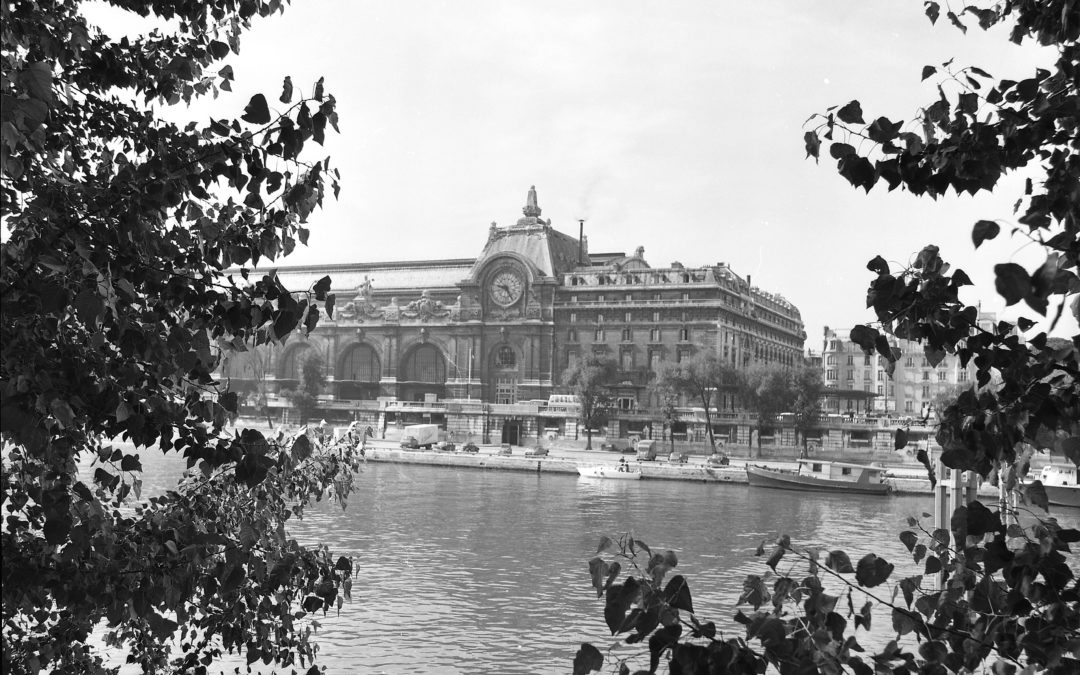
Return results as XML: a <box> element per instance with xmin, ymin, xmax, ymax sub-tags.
<box><xmin>523</xmin><ymin>185</ymin><xmax>542</xmax><ymax>218</ymax></box>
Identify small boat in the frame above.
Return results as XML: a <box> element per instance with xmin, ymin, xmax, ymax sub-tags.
<box><xmin>577</xmin><ymin>465</ymin><xmax>641</xmax><ymax>480</ymax></box>
<box><xmin>1039</xmin><ymin>464</ymin><xmax>1080</xmax><ymax>508</ymax></box>
<box><xmin>746</xmin><ymin>459</ymin><xmax>889</xmax><ymax>495</ymax></box>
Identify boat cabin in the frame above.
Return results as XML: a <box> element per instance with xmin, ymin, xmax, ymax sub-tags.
<box><xmin>799</xmin><ymin>459</ymin><xmax>886</xmax><ymax>486</ymax></box>
<box><xmin>1040</xmin><ymin>464</ymin><xmax>1077</xmax><ymax>486</ymax></box>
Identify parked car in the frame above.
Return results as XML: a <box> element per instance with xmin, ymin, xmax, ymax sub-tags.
<box><xmin>707</xmin><ymin>452</ymin><xmax>730</xmax><ymax>466</ymax></box>
<box><xmin>668</xmin><ymin>451</ymin><xmax>689</xmax><ymax>464</ymax></box>
<box><xmin>497</xmin><ymin>444</ymin><xmax>513</xmax><ymax>456</ymax></box>
<box><xmin>600</xmin><ymin>439</ymin><xmax>633</xmax><ymax>453</ymax></box>
<box><xmin>462</xmin><ymin>442</ymin><xmax>479</xmax><ymax>453</ymax></box>
<box><xmin>435</xmin><ymin>441</ymin><xmax>456</xmax><ymax>452</ymax></box>
<box><xmin>524</xmin><ymin>447</ymin><xmax>549</xmax><ymax>458</ymax></box>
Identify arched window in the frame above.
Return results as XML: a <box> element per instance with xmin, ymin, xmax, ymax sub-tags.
<box><xmin>495</xmin><ymin>346</ymin><xmax>516</xmax><ymax>368</ymax></box>
<box><xmin>339</xmin><ymin>344</ymin><xmax>380</xmax><ymax>382</ymax></box>
<box><xmin>220</xmin><ymin>352</ymin><xmax>249</xmax><ymax>378</ymax></box>
<box><xmin>401</xmin><ymin>344</ymin><xmax>446</xmax><ymax>383</ymax></box>
<box><xmin>280</xmin><ymin>345</ymin><xmax>311</xmax><ymax>380</ymax></box>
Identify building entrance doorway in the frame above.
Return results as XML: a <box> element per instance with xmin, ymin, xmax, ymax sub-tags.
<box><xmin>501</xmin><ymin>420</ymin><xmax>521</xmax><ymax>446</ymax></box>
<box><xmin>491</xmin><ymin>345</ymin><xmax>519</xmax><ymax>404</ymax></box>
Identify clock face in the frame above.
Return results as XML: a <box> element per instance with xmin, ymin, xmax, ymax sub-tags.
<box><xmin>489</xmin><ymin>269</ymin><xmax>524</xmax><ymax>306</ymax></box>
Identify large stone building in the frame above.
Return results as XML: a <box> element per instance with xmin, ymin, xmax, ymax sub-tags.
<box><xmin>820</xmin><ymin>311</ymin><xmax>1003</xmax><ymax>417</ymax></box>
<box><xmin>222</xmin><ymin>187</ymin><xmax>807</xmax><ymax>445</ymax></box>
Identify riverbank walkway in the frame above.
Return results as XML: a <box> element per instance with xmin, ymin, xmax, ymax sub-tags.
<box><xmin>359</xmin><ymin>439</ymin><xmax>996</xmax><ymax>497</ymax></box>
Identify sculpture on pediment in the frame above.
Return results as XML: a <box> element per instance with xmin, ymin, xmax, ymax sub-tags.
<box><xmin>515</xmin><ymin>185</ymin><xmax>551</xmax><ymax>227</ymax></box>
<box><xmin>401</xmin><ymin>290</ymin><xmax>450</xmax><ymax>322</ymax></box>
<box><xmin>338</xmin><ymin>275</ymin><xmax>383</xmax><ymax>321</ymax></box>
<box><xmin>338</xmin><ymin>301</ymin><xmax>358</xmax><ymax>320</ymax></box>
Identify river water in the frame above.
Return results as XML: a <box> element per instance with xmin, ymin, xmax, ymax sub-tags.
<box><xmin>105</xmin><ymin>451</ymin><xmax>1078</xmax><ymax>674</ymax></box>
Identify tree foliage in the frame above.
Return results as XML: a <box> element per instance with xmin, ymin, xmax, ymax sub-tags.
<box><xmin>788</xmin><ymin>364</ymin><xmax>825</xmax><ymax>449</ymax></box>
<box><xmin>1</xmin><ymin>0</ymin><xmax>350</xmax><ymax>671</ymax></box>
<box><xmin>581</xmin><ymin>510</ymin><xmax>1080</xmax><ymax>674</ymax></box>
<box><xmin>736</xmin><ymin>363</ymin><xmax>798</xmax><ymax>451</ymax></box>
<box><xmin>583</xmin><ymin>3</ymin><xmax>1079</xmax><ymax>673</ymax></box>
<box><xmin>282</xmin><ymin>352</ymin><xmax>326</xmax><ymax>426</ymax></box>
<box><xmin>227</xmin><ymin>345</ymin><xmax>278</xmax><ymax>428</ymax></box>
<box><xmin>563</xmin><ymin>353</ymin><xmax>619</xmax><ymax>450</ymax></box>
<box><xmin>805</xmin><ymin>1</ymin><xmax>1079</xmax><ymax>483</ymax></box>
<box><xmin>649</xmin><ymin>380</ymin><xmax>681</xmax><ymax>455</ymax></box>
<box><xmin>653</xmin><ymin>351</ymin><xmax>736</xmax><ymax>451</ymax></box>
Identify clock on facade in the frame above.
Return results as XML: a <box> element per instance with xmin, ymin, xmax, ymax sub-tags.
<box><xmin>489</xmin><ymin>269</ymin><xmax>524</xmax><ymax>307</ymax></box>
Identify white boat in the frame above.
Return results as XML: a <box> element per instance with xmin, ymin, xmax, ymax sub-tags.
<box><xmin>577</xmin><ymin>465</ymin><xmax>641</xmax><ymax>480</ymax></box>
<box><xmin>1039</xmin><ymin>464</ymin><xmax>1080</xmax><ymax>508</ymax></box>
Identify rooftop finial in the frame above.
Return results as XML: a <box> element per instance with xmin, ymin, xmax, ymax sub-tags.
<box><xmin>523</xmin><ymin>185</ymin><xmax>542</xmax><ymax>218</ymax></box>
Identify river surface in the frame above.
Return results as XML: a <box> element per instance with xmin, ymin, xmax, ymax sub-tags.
<box><xmin>99</xmin><ymin>450</ymin><xmax>1079</xmax><ymax>674</ymax></box>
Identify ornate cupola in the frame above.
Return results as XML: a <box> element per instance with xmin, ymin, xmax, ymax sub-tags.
<box><xmin>471</xmin><ymin>186</ymin><xmax>585</xmax><ymax>278</ymax></box>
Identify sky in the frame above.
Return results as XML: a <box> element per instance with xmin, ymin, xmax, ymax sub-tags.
<box><xmin>83</xmin><ymin>0</ymin><xmax>1076</xmax><ymax>347</ymax></box>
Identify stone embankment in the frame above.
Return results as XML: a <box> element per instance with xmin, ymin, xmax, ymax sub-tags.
<box><xmin>361</xmin><ymin>440</ymin><xmax>994</xmax><ymax>497</ymax></box>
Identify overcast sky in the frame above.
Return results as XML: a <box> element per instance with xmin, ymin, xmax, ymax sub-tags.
<box><xmin>87</xmin><ymin>0</ymin><xmax>1075</xmax><ymax>346</ymax></box>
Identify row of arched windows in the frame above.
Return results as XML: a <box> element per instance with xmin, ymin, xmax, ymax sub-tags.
<box><xmin>275</xmin><ymin>343</ymin><xmax>452</xmax><ymax>383</ymax></box>
<box><xmin>227</xmin><ymin>342</ymin><xmax>533</xmax><ymax>385</ymax></box>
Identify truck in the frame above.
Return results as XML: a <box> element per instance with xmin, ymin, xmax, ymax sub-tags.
<box><xmin>400</xmin><ymin>424</ymin><xmax>440</xmax><ymax>449</ymax></box>
<box><xmin>635</xmin><ymin>440</ymin><xmax>658</xmax><ymax>461</ymax></box>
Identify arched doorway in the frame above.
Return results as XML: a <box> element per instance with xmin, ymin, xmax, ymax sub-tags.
<box><xmin>491</xmin><ymin>345</ymin><xmax>521</xmax><ymax>444</ymax></box>
<box><xmin>491</xmin><ymin>344</ymin><xmax>518</xmax><ymax>405</ymax></box>
<box><xmin>399</xmin><ymin>344</ymin><xmax>447</xmax><ymax>402</ymax></box>
<box><xmin>277</xmin><ymin>343</ymin><xmax>312</xmax><ymax>389</ymax></box>
<box><xmin>337</xmin><ymin>343</ymin><xmax>380</xmax><ymax>400</ymax></box>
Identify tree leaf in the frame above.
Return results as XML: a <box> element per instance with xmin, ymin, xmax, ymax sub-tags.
<box><xmin>994</xmin><ymin>263</ymin><xmax>1031</xmax><ymax>306</ymax></box>
<box><xmin>1024</xmin><ymin>482</ymin><xmax>1049</xmax><ymax>512</ymax></box>
<box><xmin>892</xmin><ymin>608</ymin><xmax>919</xmax><ymax>635</ymax></box>
<box><xmin>242</xmin><ymin>93</ymin><xmax>271</xmax><ymax>125</ymax></box>
<box><xmin>972</xmin><ymin>220</ymin><xmax>1000</xmax><ymax>248</ymax></box>
<box><xmin>837</xmin><ymin>100</ymin><xmax>865</xmax><ymax>124</ymax></box>
<box><xmin>663</xmin><ymin>575</ymin><xmax>694</xmax><ymax>613</ymax></box>
<box><xmin>572</xmin><ymin>644</ymin><xmax>603</xmax><ymax>675</ymax></box>
<box><xmin>899</xmin><ymin>531</ymin><xmax>918</xmax><ymax>552</ymax></box>
<box><xmin>279</xmin><ymin>76</ymin><xmax>293</xmax><ymax>104</ymax></box>
<box><xmin>855</xmin><ymin>553</ymin><xmax>894</xmax><ymax>588</ymax></box>
<box><xmin>895</xmin><ymin>428</ymin><xmax>908</xmax><ymax>450</ymax></box>
<box><xmin>292</xmin><ymin>433</ymin><xmax>312</xmax><ymax>462</ymax></box>
<box><xmin>849</xmin><ymin>324</ymin><xmax>879</xmax><ymax>353</ymax></box>
<box><xmin>825</xmin><ymin>550</ymin><xmax>854</xmax><ymax>574</ymax></box>
<box><xmin>209</xmin><ymin>40</ymin><xmax>230</xmax><ymax>59</ymax></box>
<box><xmin>921</xmin><ymin>65</ymin><xmax>937</xmax><ymax>81</ymax></box>
<box><xmin>19</xmin><ymin>62</ymin><xmax>55</xmax><ymax>105</ymax></box>
<box><xmin>312</xmin><ymin>275</ymin><xmax>332</xmax><ymax>299</ymax></box>
<box><xmin>925</xmin><ymin>1</ymin><xmax>940</xmax><ymax>24</ymax></box>
<box><xmin>804</xmin><ymin>130</ymin><xmax>820</xmax><ymax>161</ymax></box>
<box><xmin>866</xmin><ymin>255</ymin><xmax>889</xmax><ymax>276</ymax></box>
<box><xmin>588</xmin><ymin>557</ymin><xmax>610</xmax><ymax>598</ymax></box>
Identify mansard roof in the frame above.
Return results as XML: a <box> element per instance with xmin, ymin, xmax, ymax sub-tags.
<box><xmin>266</xmin><ymin>259</ymin><xmax>474</xmax><ymax>294</ymax></box>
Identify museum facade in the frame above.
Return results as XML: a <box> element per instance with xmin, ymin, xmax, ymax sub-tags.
<box><xmin>222</xmin><ymin>187</ymin><xmax>807</xmax><ymax>445</ymax></box>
